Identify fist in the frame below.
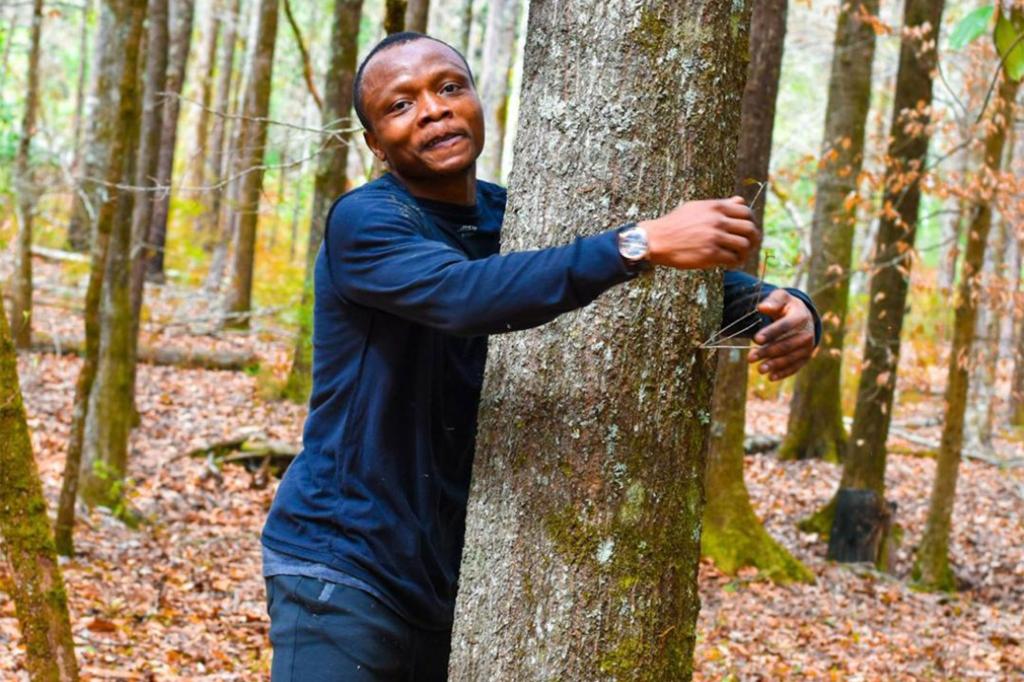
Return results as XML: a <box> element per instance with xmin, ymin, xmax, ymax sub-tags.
<box><xmin>748</xmin><ymin>289</ymin><xmax>816</xmax><ymax>381</ymax></box>
<box><xmin>641</xmin><ymin>196</ymin><xmax>760</xmax><ymax>270</ymax></box>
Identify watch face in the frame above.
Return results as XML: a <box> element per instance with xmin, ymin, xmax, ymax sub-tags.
<box><xmin>620</xmin><ymin>229</ymin><xmax>649</xmax><ymax>261</ymax></box>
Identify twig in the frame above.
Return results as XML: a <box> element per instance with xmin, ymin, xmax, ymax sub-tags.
<box><xmin>282</xmin><ymin>0</ymin><xmax>323</xmax><ymax>111</ymax></box>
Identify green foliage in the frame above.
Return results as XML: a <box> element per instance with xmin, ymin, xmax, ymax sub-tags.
<box><xmin>948</xmin><ymin>5</ymin><xmax>993</xmax><ymax>51</ymax></box>
<box><xmin>994</xmin><ymin>9</ymin><xmax>1024</xmax><ymax>81</ymax></box>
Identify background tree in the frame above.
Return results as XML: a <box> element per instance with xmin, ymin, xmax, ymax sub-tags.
<box><xmin>476</xmin><ymin>0</ymin><xmax>522</xmax><ymax>183</ymax></box>
<box><xmin>384</xmin><ymin>0</ymin><xmax>407</xmax><ymax>33</ymax></box>
<box><xmin>915</xmin><ymin>7</ymin><xmax>1023</xmax><ymax>591</ymax></box>
<box><xmin>806</xmin><ymin>0</ymin><xmax>945</xmax><ymax>557</ymax></box>
<box><xmin>283</xmin><ymin>0</ymin><xmax>364</xmax><ymax>402</ymax></box>
<box><xmin>185</xmin><ymin>0</ymin><xmax>223</xmax><ymax>192</ymax></box>
<box><xmin>701</xmin><ymin>0</ymin><xmax>812</xmax><ymax>584</ymax></box>
<box><xmin>450</xmin><ymin>0</ymin><xmax>750</xmax><ymax>677</ymax></box>
<box><xmin>222</xmin><ymin>0</ymin><xmax>280</xmax><ymax>327</ymax></box>
<box><xmin>0</xmin><ymin>296</ymin><xmax>79</xmax><ymax>681</ymax></box>
<box><xmin>8</xmin><ymin>0</ymin><xmax>43</xmax><ymax>349</ymax></box>
<box><xmin>405</xmin><ymin>0</ymin><xmax>429</xmax><ymax>32</ymax></box>
<box><xmin>54</xmin><ymin>0</ymin><xmax>149</xmax><ymax>552</ymax></box>
<box><xmin>778</xmin><ymin>0</ymin><xmax>881</xmax><ymax>463</ymax></box>
<box><xmin>146</xmin><ymin>0</ymin><xmax>195</xmax><ymax>282</ymax></box>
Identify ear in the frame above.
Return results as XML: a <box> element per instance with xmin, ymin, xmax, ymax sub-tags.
<box><xmin>364</xmin><ymin>130</ymin><xmax>387</xmax><ymax>163</ymax></box>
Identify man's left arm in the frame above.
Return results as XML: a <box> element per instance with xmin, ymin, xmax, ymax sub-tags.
<box><xmin>721</xmin><ymin>270</ymin><xmax>821</xmax><ymax>381</ymax></box>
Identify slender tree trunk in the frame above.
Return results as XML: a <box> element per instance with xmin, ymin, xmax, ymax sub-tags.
<box><xmin>405</xmin><ymin>0</ymin><xmax>429</xmax><ymax>32</ymax></box>
<box><xmin>283</xmin><ymin>0</ymin><xmax>363</xmax><ymax>403</ymax></box>
<box><xmin>384</xmin><ymin>0</ymin><xmax>407</xmax><ymax>33</ymax></box>
<box><xmin>450</xmin><ymin>0</ymin><xmax>750</xmax><ymax>677</ymax></box>
<box><xmin>70</xmin><ymin>0</ymin><xmax>94</xmax><ymax>178</ymax></box>
<box><xmin>914</xmin><ymin>74</ymin><xmax>1020</xmax><ymax>591</ymax></box>
<box><xmin>185</xmin><ymin>0</ymin><xmax>222</xmax><ymax>194</ymax></box>
<box><xmin>201</xmin><ymin>0</ymin><xmax>242</xmax><ymax>288</ymax></box>
<box><xmin>222</xmin><ymin>0</ymin><xmax>280</xmax><ymax>327</ymax></box>
<box><xmin>129</xmin><ymin>0</ymin><xmax>169</xmax><ymax>314</ymax></box>
<box><xmin>9</xmin><ymin>0</ymin><xmax>44</xmax><ymax>349</ymax></box>
<box><xmin>427</xmin><ymin>0</ymin><xmax>472</xmax><ymax>51</ymax></box>
<box><xmin>810</xmin><ymin>0</ymin><xmax>946</xmax><ymax>562</ymax></box>
<box><xmin>702</xmin><ymin>0</ymin><xmax>810</xmax><ymax>584</ymax></box>
<box><xmin>146</xmin><ymin>0</ymin><xmax>195</xmax><ymax>281</ymax></box>
<box><xmin>54</xmin><ymin>0</ymin><xmax>148</xmax><ymax>551</ymax></box>
<box><xmin>778</xmin><ymin>0</ymin><xmax>880</xmax><ymax>463</ymax></box>
<box><xmin>964</xmin><ymin>127</ymin><xmax>1014</xmax><ymax>453</ymax></box>
<box><xmin>0</xmin><ymin>298</ymin><xmax>79</xmax><ymax>681</ymax></box>
<box><xmin>79</xmin><ymin>2</ymin><xmax>149</xmax><ymax>513</ymax></box>
<box><xmin>476</xmin><ymin>0</ymin><xmax>521</xmax><ymax>183</ymax></box>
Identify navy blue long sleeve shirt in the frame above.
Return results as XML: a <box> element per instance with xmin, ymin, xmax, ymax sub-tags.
<box><xmin>261</xmin><ymin>173</ymin><xmax>819</xmax><ymax>630</ymax></box>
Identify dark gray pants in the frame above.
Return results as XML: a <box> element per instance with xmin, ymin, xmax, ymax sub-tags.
<box><xmin>266</xmin><ymin>575</ymin><xmax>452</xmax><ymax>681</ymax></box>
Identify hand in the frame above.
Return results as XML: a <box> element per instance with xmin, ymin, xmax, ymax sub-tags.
<box><xmin>640</xmin><ymin>196</ymin><xmax>760</xmax><ymax>270</ymax></box>
<box><xmin>748</xmin><ymin>289</ymin><xmax>815</xmax><ymax>381</ymax></box>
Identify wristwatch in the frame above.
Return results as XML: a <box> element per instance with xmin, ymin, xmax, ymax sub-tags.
<box><xmin>617</xmin><ymin>224</ymin><xmax>650</xmax><ymax>269</ymax></box>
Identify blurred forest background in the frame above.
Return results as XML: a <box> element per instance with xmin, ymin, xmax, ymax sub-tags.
<box><xmin>0</xmin><ymin>0</ymin><xmax>1022</xmax><ymax>678</ymax></box>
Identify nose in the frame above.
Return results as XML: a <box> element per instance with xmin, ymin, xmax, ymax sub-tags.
<box><xmin>418</xmin><ymin>91</ymin><xmax>451</xmax><ymax>126</ymax></box>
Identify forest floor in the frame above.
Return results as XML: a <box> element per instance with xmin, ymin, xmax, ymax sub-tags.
<box><xmin>1</xmin><ymin>260</ymin><xmax>1022</xmax><ymax>680</ymax></box>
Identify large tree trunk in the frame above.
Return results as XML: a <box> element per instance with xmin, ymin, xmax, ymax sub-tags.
<box><xmin>701</xmin><ymin>0</ymin><xmax>810</xmax><ymax>585</ymax></box>
<box><xmin>146</xmin><ymin>0</ymin><xmax>195</xmax><ymax>282</ymax></box>
<box><xmin>778</xmin><ymin>0</ymin><xmax>880</xmax><ymax>463</ymax></box>
<box><xmin>475</xmin><ymin>0</ymin><xmax>521</xmax><ymax>183</ymax></box>
<box><xmin>221</xmin><ymin>0</ymin><xmax>279</xmax><ymax>327</ymax></box>
<box><xmin>405</xmin><ymin>0</ymin><xmax>429</xmax><ymax>32</ymax></box>
<box><xmin>914</xmin><ymin>74</ymin><xmax>1020</xmax><ymax>591</ymax></box>
<box><xmin>282</xmin><ymin>0</ymin><xmax>363</xmax><ymax>403</ymax></box>
<box><xmin>818</xmin><ymin>0</ymin><xmax>945</xmax><ymax>559</ymax></box>
<box><xmin>54</xmin><ymin>0</ymin><xmax>148</xmax><ymax>553</ymax></box>
<box><xmin>9</xmin><ymin>0</ymin><xmax>44</xmax><ymax>349</ymax></box>
<box><xmin>450</xmin><ymin>0</ymin><xmax>750</xmax><ymax>677</ymax></box>
<box><xmin>0</xmin><ymin>297</ymin><xmax>79</xmax><ymax>681</ymax></box>
<box><xmin>200</xmin><ymin>0</ymin><xmax>243</xmax><ymax>291</ymax></box>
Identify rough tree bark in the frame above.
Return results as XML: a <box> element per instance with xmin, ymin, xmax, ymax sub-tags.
<box><xmin>405</xmin><ymin>0</ymin><xmax>429</xmax><ymax>32</ymax></box>
<box><xmin>9</xmin><ymin>0</ymin><xmax>44</xmax><ymax>349</ymax></box>
<box><xmin>701</xmin><ymin>0</ymin><xmax>811</xmax><ymax>584</ymax></box>
<box><xmin>146</xmin><ymin>0</ymin><xmax>195</xmax><ymax>281</ymax></box>
<box><xmin>808</xmin><ymin>0</ymin><xmax>945</xmax><ymax>558</ymax></box>
<box><xmin>914</xmin><ymin>73</ymin><xmax>1020</xmax><ymax>591</ymax></box>
<box><xmin>0</xmin><ymin>297</ymin><xmax>79</xmax><ymax>681</ymax></box>
<box><xmin>222</xmin><ymin>0</ymin><xmax>279</xmax><ymax>327</ymax></box>
<box><xmin>450</xmin><ymin>0</ymin><xmax>750</xmax><ymax>678</ymax></box>
<box><xmin>200</xmin><ymin>0</ymin><xmax>242</xmax><ymax>290</ymax></box>
<box><xmin>384</xmin><ymin>0</ymin><xmax>407</xmax><ymax>33</ymax></box>
<box><xmin>54</xmin><ymin>0</ymin><xmax>148</xmax><ymax>552</ymax></box>
<box><xmin>778</xmin><ymin>0</ymin><xmax>880</xmax><ymax>463</ymax></box>
<box><xmin>476</xmin><ymin>0</ymin><xmax>521</xmax><ymax>183</ymax></box>
<box><xmin>283</xmin><ymin>0</ymin><xmax>363</xmax><ymax>403</ymax></box>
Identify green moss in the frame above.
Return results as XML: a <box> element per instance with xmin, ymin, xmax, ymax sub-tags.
<box><xmin>544</xmin><ymin>506</ymin><xmax>601</xmax><ymax>566</ymax></box>
<box><xmin>797</xmin><ymin>495</ymin><xmax>837</xmax><ymax>539</ymax></box>
<box><xmin>599</xmin><ymin>635</ymin><xmax>644</xmax><ymax>675</ymax></box>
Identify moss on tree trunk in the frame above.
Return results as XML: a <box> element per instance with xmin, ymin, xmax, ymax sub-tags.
<box><xmin>778</xmin><ymin>0</ymin><xmax>880</xmax><ymax>463</ymax></box>
<box><xmin>450</xmin><ymin>1</ymin><xmax>751</xmax><ymax>678</ymax></box>
<box><xmin>0</xmin><ymin>296</ymin><xmax>80</xmax><ymax>681</ymax></box>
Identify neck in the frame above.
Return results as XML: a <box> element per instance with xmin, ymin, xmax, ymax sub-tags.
<box><xmin>392</xmin><ymin>167</ymin><xmax>477</xmax><ymax>205</ymax></box>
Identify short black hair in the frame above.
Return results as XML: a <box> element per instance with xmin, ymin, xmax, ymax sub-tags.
<box><xmin>353</xmin><ymin>32</ymin><xmax>475</xmax><ymax>132</ymax></box>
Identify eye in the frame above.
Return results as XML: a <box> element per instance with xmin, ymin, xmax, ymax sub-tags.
<box><xmin>441</xmin><ymin>82</ymin><xmax>462</xmax><ymax>94</ymax></box>
<box><xmin>390</xmin><ymin>100</ymin><xmax>411</xmax><ymax>113</ymax></box>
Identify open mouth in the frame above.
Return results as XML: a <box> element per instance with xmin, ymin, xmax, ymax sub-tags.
<box><xmin>423</xmin><ymin>132</ymin><xmax>464</xmax><ymax>151</ymax></box>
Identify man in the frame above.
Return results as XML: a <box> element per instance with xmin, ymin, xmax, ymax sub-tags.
<box><xmin>262</xmin><ymin>32</ymin><xmax>819</xmax><ymax>681</ymax></box>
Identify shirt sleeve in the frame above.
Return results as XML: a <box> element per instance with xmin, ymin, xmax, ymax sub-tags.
<box><xmin>722</xmin><ymin>270</ymin><xmax>822</xmax><ymax>346</ymax></box>
<box><xmin>324</xmin><ymin>191</ymin><xmax>638</xmax><ymax>337</ymax></box>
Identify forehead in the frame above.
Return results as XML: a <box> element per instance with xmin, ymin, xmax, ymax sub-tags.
<box><xmin>361</xmin><ymin>40</ymin><xmax>470</xmax><ymax>96</ymax></box>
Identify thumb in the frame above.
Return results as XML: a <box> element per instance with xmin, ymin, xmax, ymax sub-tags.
<box><xmin>729</xmin><ymin>195</ymin><xmax>746</xmax><ymax>204</ymax></box>
<box><xmin>756</xmin><ymin>290</ymin><xmax>787</xmax><ymax>315</ymax></box>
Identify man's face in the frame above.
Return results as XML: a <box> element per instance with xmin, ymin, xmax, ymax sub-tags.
<box><xmin>360</xmin><ymin>40</ymin><xmax>486</xmax><ymax>180</ymax></box>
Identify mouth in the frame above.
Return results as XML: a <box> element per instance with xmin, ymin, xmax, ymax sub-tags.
<box><xmin>422</xmin><ymin>131</ymin><xmax>465</xmax><ymax>151</ymax></box>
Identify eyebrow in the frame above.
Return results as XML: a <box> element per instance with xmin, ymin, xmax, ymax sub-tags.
<box><xmin>371</xmin><ymin>62</ymin><xmax>472</xmax><ymax>100</ymax></box>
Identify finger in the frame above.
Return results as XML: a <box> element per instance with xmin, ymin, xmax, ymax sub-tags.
<box><xmin>754</xmin><ymin>313</ymin><xmax>800</xmax><ymax>345</ymax></box>
<box><xmin>755</xmin><ymin>289</ymin><xmax>789</xmax><ymax>316</ymax></box>
<box><xmin>719</xmin><ymin>216</ymin><xmax>758</xmax><ymax>241</ymax></box>
<box><xmin>767</xmin><ymin>349</ymin><xmax>814</xmax><ymax>381</ymax></box>
<box><xmin>719</xmin><ymin>199</ymin><xmax>753</xmax><ymax>220</ymax></box>
<box><xmin>713</xmin><ymin>247</ymin><xmax>743</xmax><ymax>268</ymax></box>
<box><xmin>715</xmin><ymin>232</ymin><xmax>752</xmax><ymax>259</ymax></box>
<box><xmin>750</xmin><ymin>332</ymin><xmax>810</xmax><ymax>362</ymax></box>
<box><xmin>756</xmin><ymin>344</ymin><xmax>813</xmax><ymax>376</ymax></box>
